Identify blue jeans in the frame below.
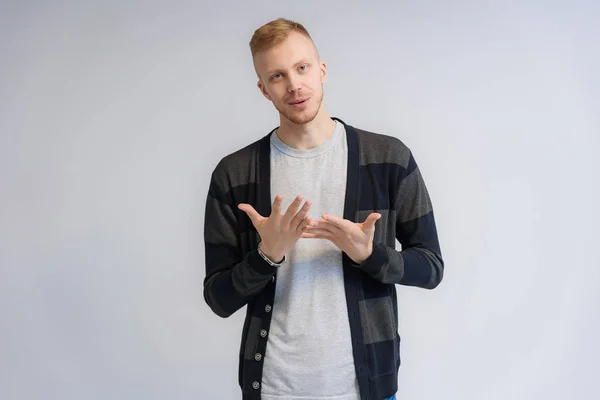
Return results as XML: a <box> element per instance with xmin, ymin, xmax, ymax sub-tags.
<box><xmin>385</xmin><ymin>395</ymin><xmax>397</xmax><ymax>400</ymax></box>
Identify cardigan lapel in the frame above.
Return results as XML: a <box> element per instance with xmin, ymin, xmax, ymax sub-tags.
<box><xmin>333</xmin><ymin>117</ymin><xmax>360</xmax><ymax>224</ymax></box>
<box><xmin>257</xmin><ymin>129</ymin><xmax>275</xmax><ymax>219</ymax></box>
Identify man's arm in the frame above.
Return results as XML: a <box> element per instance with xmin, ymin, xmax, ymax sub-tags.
<box><xmin>358</xmin><ymin>150</ymin><xmax>444</xmax><ymax>289</ymax></box>
<box><xmin>203</xmin><ymin>167</ymin><xmax>277</xmax><ymax>318</ymax></box>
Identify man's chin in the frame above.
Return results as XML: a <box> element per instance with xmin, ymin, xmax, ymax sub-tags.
<box><xmin>286</xmin><ymin>115</ymin><xmax>310</xmax><ymax>125</ymax></box>
<box><xmin>281</xmin><ymin>109</ymin><xmax>320</xmax><ymax>125</ymax></box>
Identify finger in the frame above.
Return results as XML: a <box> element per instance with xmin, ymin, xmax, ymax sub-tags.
<box><xmin>282</xmin><ymin>195</ymin><xmax>304</xmax><ymax>226</ymax></box>
<box><xmin>307</xmin><ymin>220</ymin><xmax>343</xmax><ymax>235</ymax></box>
<box><xmin>296</xmin><ymin>215</ymin><xmax>312</xmax><ymax>233</ymax></box>
<box><xmin>291</xmin><ymin>200</ymin><xmax>312</xmax><ymax>229</ymax></box>
<box><xmin>238</xmin><ymin>204</ymin><xmax>263</xmax><ymax>226</ymax></box>
<box><xmin>270</xmin><ymin>195</ymin><xmax>283</xmax><ymax>218</ymax></box>
<box><xmin>321</xmin><ymin>214</ymin><xmax>349</xmax><ymax>229</ymax></box>
<box><xmin>303</xmin><ymin>226</ymin><xmax>335</xmax><ymax>238</ymax></box>
<box><xmin>301</xmin><ymin>229</ymin><xmax>333</xmax><ymax>238</ymax></box>
<box><xmin>301</xmin><ymin>232</ymin><xmax>320</xmax><ymax>239</ymax></box>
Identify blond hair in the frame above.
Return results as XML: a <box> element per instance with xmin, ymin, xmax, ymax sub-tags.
<box><xmin>249</xmin><ymin>18</ymin><xmax>315</xmax><ymax>58</ymax></box>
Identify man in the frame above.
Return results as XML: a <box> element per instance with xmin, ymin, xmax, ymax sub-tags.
<box><xmin>203</xmin><ymin>18</ymin><xmax>443</xmax><ymax>400</ymax></box>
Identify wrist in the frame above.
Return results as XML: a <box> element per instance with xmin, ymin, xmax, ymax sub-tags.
<box><xmin>258</xmin><ymin>243</ymin><xmax>284</xmax><ymax>264</ymax></box>
<box><xmin>354</xmin><ymin>243</ymin><xmax>388</xmax><ymax>277</ymax></box>
<box><xmin>351</xmin><ymin>243</ymin><xmax>374</xmax><ymax>265</ymax></box>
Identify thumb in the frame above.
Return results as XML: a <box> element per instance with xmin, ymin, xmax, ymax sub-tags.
<box><xmin>364</xmin><ymin>213</ymin><xmax>381</xmax><ymax>229</ymax></box>
<box><xmin>238</xmin><ymin>204</ymin><xmax>263</xmax><ymax>226</ymax></box>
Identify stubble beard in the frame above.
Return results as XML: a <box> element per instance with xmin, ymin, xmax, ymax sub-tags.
<box><xmin>278</xmin><ymin>85</ymin><xmax>324</xmax><ymax>125</ymax></box>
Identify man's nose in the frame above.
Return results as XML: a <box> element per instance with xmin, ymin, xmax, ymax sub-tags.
<box><xmin>286</xmin><ymin>73</ymin><xmax>302</xmax><ymax>93</ymax></box>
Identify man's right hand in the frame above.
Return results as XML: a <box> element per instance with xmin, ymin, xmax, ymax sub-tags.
<box><xmin>238</xmin><ymin>195</ymin><xmax>312</xmax><ymax>262</ymax></box>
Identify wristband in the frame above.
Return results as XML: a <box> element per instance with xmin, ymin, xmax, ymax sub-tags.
<box><xmin>257</xmin><ymin>246</ymin><xmax>286</xmax><ymax>267</ymax></box>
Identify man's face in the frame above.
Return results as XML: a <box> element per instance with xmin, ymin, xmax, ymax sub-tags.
<box><xmin>254</xmin><ymin>31</ymin><xmax>327</xmax><ymax>125</ymax></box>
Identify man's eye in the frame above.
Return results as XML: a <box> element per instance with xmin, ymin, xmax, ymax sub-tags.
<box><xmin>299</xmin><ymin>65</ymin><xmax>308</xmax><ymax>71</ymax></box>
<box><xmin>273</xmin><ymin>73</ymin><xmax>282</xmax><ymax>79</ymax></box>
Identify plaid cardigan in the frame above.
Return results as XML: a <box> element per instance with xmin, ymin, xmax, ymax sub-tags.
<box><xmin>203</xmin><ymin>117</ymin><xmax>444</xmax><ymax>400</ymax></box>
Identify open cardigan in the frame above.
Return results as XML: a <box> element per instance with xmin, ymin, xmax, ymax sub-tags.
<box><xmin>203</xmin><ymin>117</ymin><xmax>444</xmax><ymax>400</ymax></box>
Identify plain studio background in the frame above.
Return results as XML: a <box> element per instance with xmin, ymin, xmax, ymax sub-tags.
<box><xmin>1</xmin><ymin>0</ymin><xmax>598</xmax><ymax>399</ymax></box>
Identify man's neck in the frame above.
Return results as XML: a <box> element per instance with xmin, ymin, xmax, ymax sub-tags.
<box><xmin>275</xmin><ymin>108</ymin><xmax>337</xmax><ymax>150</ymax></box>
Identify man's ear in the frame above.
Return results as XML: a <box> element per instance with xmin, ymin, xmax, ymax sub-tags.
<box><xmin>257</xmin><ymin>80</ymin><xmax>272</xmax><ymax>101</ymax></box>
<box><xmin>320</xmin><ymin>61</ymin><xmax>328</xmax><ymax>84</ymax></box>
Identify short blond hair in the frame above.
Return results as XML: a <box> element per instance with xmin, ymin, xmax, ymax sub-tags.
<box><xmin>249</xmin><ymin>18</ymin><xmax>314</xmax><ymax>58</ymax></box>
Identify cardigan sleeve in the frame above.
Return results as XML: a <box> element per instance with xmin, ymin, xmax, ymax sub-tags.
<box><xmin>203</xmin><ymin>162</ymin><xmax>277</xmax><ymax>318</ymax></box>
<box><xmin>357</xmin><ymin>150</ymin><xmax>444</xmax><ymax>289</ymax></box>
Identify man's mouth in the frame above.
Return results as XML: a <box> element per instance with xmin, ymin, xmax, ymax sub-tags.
<box><xmin>289</xmin><ymin>98</ymin><xmax>309</xmax><ymax>105</ymax></box>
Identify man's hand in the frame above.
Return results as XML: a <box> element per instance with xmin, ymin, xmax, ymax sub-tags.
<box><xmin>301</xmin><ymin>213</ymin><xmax>381</xmax><ymax>264</ymax></box>
<box><xmin>238</xmin><ymin>195</ymin><xmax>312</xmax><ymax>262</ymax></box>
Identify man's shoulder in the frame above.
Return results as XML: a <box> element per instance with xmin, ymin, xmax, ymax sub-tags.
<box><xmin>350</xmin><ymin>124</ymin><xmax>412</xmax><ymax>167</ymax></box>
<box><xmin>218</xmin><ymin>139</ymin><xmax>260</xmax><ymax>169</ymax></box>
<box><xmin>209</xmin><ymin>130</ymin><xmax>270</xmax><ymax>187</ymax></box>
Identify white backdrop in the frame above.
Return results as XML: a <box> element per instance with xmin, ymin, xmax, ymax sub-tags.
<box><xmin>1</xmin><ymin>1</ymin><xmax>599</xmax><ymax>399</ymax></box>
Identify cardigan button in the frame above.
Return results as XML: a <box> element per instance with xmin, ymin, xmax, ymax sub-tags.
<box><xmin>252</xmin><ymin>381</ymin><xmax>260</xmax><ymax>390</ymax></box>
<box><xmin>260</xmin><ymin>329</ymin><xmax>267</xmax><ymax>338</ymax></box>
<box><xmin>255</xmin><ymin>353</ymin><xmax>262</xmax><ymax>361</ymax></box>
<box><xmin>265</xmin><ymin>304</ymin><xmax>272</xmax><ymax>313</ymax></box>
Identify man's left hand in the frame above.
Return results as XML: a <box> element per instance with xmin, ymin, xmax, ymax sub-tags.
<box><xmin>301</xmin><ymin>213</ymin><xmax>382</xmax><ymax>264</ymax></box>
